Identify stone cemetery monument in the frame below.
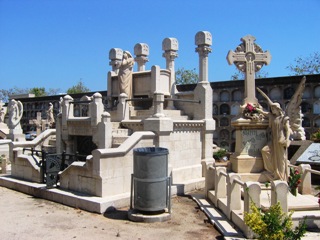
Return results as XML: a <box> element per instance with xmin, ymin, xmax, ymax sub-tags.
<box><xmin>1</xmin><ymin>32</ymin><xmax>319</xmax><ymax>238</ymax></box>
<box><xmin>1</xmin><ymin>31</ymin><xmax>215</xmax><ymax>214</ymax></box>
<box><xmin>227</xmin><ymin>35</ymin><xmax>271</xmax><ymax>177</ymax></box>
<box><xmin>199</xmin><ymin>35</ymin><xmax>320</xmax><ymax>238</ymax></box>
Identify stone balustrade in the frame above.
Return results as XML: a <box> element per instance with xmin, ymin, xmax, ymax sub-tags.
<box><xmin>205</xmin><ymin>163</ymin><xmax>318</xmax><ymax>238</ymax></box>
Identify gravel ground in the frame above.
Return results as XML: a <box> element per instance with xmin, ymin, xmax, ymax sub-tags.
<box><xmin>0</xmin><ymin>186</ymin><xmax>222</xmax><ymax>240</ymax></box>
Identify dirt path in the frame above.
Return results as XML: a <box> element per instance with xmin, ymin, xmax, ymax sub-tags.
<box><xmin>0</xmin><ymin>186</ymin><xmax>222</xmax><ymax>240</ymax></box>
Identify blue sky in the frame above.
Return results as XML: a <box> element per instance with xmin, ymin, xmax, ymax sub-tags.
<box><xmin>0</xmin><ymin>0</ymin><xmax>319</xmax><ymax>93</ymax></box>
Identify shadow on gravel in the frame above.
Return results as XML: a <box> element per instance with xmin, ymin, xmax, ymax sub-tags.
<box><xmin>104</xmin><ymin>206</ymin><xmax>129</xmax><ymax>220</ymax></box>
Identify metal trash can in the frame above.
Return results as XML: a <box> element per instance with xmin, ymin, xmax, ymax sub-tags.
<box><xmin>131</xmin><ymin>147</ymin><xmax>171</xmax><ymax>212</ymax></box>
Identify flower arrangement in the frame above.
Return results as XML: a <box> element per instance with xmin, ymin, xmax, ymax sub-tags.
<box><xmin>288</xmin><ymin>167</ymin><xmax>302</xmax><ymax>196</ymax></box>
<box><xmin>243</xmin><ymin>103</ymin><xmax>265</xmax><ymax>121</ymax></box>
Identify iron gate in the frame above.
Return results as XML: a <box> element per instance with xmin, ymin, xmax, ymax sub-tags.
<box><xmin>22</xmin><ymin>148</ymin><xmax>86</xmax><ymax>188</ymax></box>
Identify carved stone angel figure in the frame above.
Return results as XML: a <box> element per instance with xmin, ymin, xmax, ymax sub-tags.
<box><xmin>8</xmin><ymin>99</ymin><xmax>23</xmax><ymax>129</ymax></box>
<box><xmin>256</xmin><ymin>77</ymin><xmax>306</xmax><ymax>181</ymax></box>
<box><xmin>118</xmin><ymin>51</ymin><xmax>134</xmax><ymax>101</ymax></box>
<box><xmin>46</xmin><ymin>102</ymin><xmax>55</xmax><ymax>127</ymax></box>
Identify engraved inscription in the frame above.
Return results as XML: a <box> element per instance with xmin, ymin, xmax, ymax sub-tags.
<box><xmin>241</xmin><ymin>129</ymin><xmax>267</xmax><ymax>156</ymax></box>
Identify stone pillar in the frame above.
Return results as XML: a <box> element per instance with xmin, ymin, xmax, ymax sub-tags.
<box><xmin>194</xmin><ymin>31</ymin><xmax>213</xmax><ymax>120</ymax></box>
<box><xmin>162</xmin><ymin>37</ymin><xmax>178</xmax><ymax>109</ymax></box>
<box><xmin>108</xmin><ymin>48</ymin><xmax>123</xmax><ymax>108</ymax></box>
<box><xmin>195</xmin><ymin>31</ymin><xmax>212</xmax><ymax>83</ymax></box>
<box><xmin>109</xmin><ymin>48</ymin><xmax>123</xmax><ymax>74</ymax></box>
<box><xmin>90</xmin><ymin>92</ymin><xmax>104</xmax><ymax>127</ymax></box>
<box><xmin>117</xmin><ymin>93</ymin><xmax>129</xmax><ymax>121</ymax></box>
<box><xmin>134</xmin><ymin>43</ymin><xmax>149</xmax><ymax>71</ymax></box>
<box><xmin>194</xmin><ymin>31</ymin><xmax>215</xmax><ymax>167</ymax></box>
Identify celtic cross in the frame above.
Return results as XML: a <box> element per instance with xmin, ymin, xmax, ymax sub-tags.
<box><xmin>227</xmin><ymin>35</ymin><xmax>271</xmax><ymax>104</ymax></box>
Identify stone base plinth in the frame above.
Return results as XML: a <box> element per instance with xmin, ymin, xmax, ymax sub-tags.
<box><xmin>128</xmin><ymin>209</ymin><xmax>171</xmax><ymax>222</ymax></box>
<box><xmin>230</xmin><ymin>154</ymin><xmax>264</xmax><ymax>173</ymax></box>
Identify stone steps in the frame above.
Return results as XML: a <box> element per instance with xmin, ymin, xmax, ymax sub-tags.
<box><xmin>130</xmin><ymin>109</ymin><xmax>189</xmax><ymax>120</ymax></box>
<box><xmin>111</xmin><ymin>128</ymin><xmax>132</xmax><ymax>148</ymax></box>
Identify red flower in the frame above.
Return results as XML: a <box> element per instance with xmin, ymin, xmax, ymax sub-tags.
<box><xmin>246</xmin><ymin>103</ymin><xmax>254</xmax><ymax>112</ymax></box>
<box><xmin>295</xmin><ymin>170</ymin><xmax>299</xmax><ymax>175</ymax></box>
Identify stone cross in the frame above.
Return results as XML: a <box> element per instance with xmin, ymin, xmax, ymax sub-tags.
<box><xmin>29</xmin><ymin>112</ymin><xmax>42</xmax><ymax>136</ymax></box>
<box><xmin>227</xmin><ymin>35</ymin><xmax>271</xmax><ymax>104</ymax></box>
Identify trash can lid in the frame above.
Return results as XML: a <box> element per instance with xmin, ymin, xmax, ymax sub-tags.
<box><xmin>133</xmin><ymin>147</ymin><xmax>169</xmax><ymax>156</ymax></box>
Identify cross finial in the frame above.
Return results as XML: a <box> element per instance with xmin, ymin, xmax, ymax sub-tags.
<box><xmin>227</xmin><ymin>35</ymin><xmax>271</xmax><ymax>104</ymax></box>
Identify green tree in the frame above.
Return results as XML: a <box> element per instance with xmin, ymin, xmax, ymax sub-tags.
<box><xmin>29</xmin><ymin>87</ymin><xmax>46</xmax><ymax>97</ymax></box>
<box><xmin>67</xmin><ymin>80</ymin><xmax>90</xmax><ymax>94</ymax></box>
<box><xmin>286</xmin><ymin>52</ymin><xmax>320</xmax><ymax>75</ymax></box>
<box><xmin>175</xmin><ymin>68</ymin><xmax>199</xmax><ymax>85</ymax></box>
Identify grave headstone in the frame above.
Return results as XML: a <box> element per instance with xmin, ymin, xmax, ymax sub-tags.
<box><xmin>227</xmin><ymin>35</ymin><xmax>270</xmax><ymax>173</ymax></box>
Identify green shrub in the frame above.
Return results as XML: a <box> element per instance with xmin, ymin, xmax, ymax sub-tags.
<box><xmin>244</xmin><ymin>201</ymin><xmax>306</xmax><ymax>240</ymax></box>
<box><xmin>213</xmin><ymin>148</ymin><xmax>227</xmax><ymax>160</ymax></box>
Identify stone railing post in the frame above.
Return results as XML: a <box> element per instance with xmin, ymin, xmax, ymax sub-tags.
<box><xmin>205</xmin><ymin>165</ymin><xmax>215</xmax><ymax>198</ymax></box>
<box><xmin>195</xmin><ymin>31</ymin><xmax>212</xmax><ymax>83</ymax></box>
<box><xmin>152</xmin><ymin>92</ymin><xmax>165</xmax><ymax>118</ymax></box>
<box><xmin>227</xmin><ymin>173</ymin><xmax>242</xmax><ymax>219</ymax></box>
<box><xmin>244</xmin><ymin>182</ymin><xmax>261</xmax><ymax>213</ymax></box>
<box><xmin>243</xmin><ymin>182</ymin><xmax>261</xmax><ymax>239</ymax></box>
<box><xmin>134</xmin><ymin>43</ymin><xmax>149</xmax><ymax>71</ymax></box>
<box><xmin>91</xmin><ymin>93</ymin><xmax>104</xmax><ymax>126</ymax></box>
<box><xmin>214</xmin><ymin>167</ymin><xmax>227</xmax><ymax>207</ymax></box>
<box><xmin>271</xmin><ymin>180</ymin><xmax>288</xmax><ymax>214</ymax></box>
<box><xmin>162</xmin><ymin>37</ymin><xmax>178</xmax><ymax>109</ymax></box>
<box><xmin>298</xmin><ymin>164</ymin><xmax>312</xmax><ymax>195</ymax></box>
<box><xmin>93</xmin><ymin>112</ymin><xmax>112</xmax><ymax>149</ymax></box>
<box><xmin>62</xmin><ymin>95</ymin><xmax>73</xmax><ymax>125</ymax></box>
<box><xmin>117</xmin><ymin>93</ymin><xmax>129</xmax><ymax>121</ymax></box>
